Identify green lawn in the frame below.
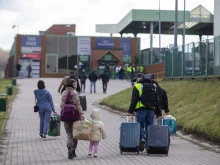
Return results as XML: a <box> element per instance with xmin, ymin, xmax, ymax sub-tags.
<box><xmin>0</xmin><ymin>79</ymin><xmax>17</xmax><ymax>135</ymax></box>
<box><xmin>100</xmin><ymin>79</ymin><xmax>220</xmax><ymax>144</ymax></box>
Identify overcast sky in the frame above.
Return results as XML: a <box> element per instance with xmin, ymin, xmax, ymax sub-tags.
<box><xmin>0</xmin><ymin>0</ymin><xmax>214</xmax><ymax>50</ymax></box>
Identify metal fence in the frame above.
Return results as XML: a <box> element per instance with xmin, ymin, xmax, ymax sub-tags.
<box><xmin>165</xmin><ymin>36</ymin><xmax>219</xmax><ymax>78</ymax></box>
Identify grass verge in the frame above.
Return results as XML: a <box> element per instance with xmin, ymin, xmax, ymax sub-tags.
<box><xmin>0</xmin><ymin>79</ymin><xmax>17</xmax><ymax>136</ymax></box>
<box><xmin>100</xmin><ymin>79</ymin><xmax>220</xmax><ymax>144</ymax></box>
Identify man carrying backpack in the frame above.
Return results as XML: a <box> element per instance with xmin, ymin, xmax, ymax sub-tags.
<box><xmin>127</xmin><ymin>73</ymin><xmax>162</xmax><ymax>152</ymax></box>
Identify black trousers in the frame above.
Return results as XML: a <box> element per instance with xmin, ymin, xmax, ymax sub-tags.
<box><xmin>102</xmin><ymin>81</ymin><xmax>108</xmax><ymax>93</ymax></box>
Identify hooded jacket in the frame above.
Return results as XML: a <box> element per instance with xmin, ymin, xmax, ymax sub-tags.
<box><xmin>89</xmin><ymin>72</ymin><xmax>98</xmax><ymax>82</ymax></box>
<box><xmin>34</xmin><ymin>89</ymin><xmax>55</xmax><ymax>112</ymax></box>
<box><xmin>128</xmin><ymin>78</ymin><xmax>162</xmax><ymax>117</ymax></box>
<box><xmin>158</xmin><ymin>87</ymin><xmax>169</xmax><ymax>113</ymax></box>
<box><xmin>60</xmin><ymin>87</ymin><xmax>83</xmax><ymax>115</ymax></box>
<box><xmin>89</xmin><ymin>109</ymin><xmax>107</xmax><ymax>141</ymax></box>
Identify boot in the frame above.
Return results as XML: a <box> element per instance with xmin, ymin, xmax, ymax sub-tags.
<box><xmin>68</xmin><ymin>148</ymin><xmax>74</xmax><ymax>159</ymax></box>
<box><xmin>73</xmin><ymin>150</ymin><xmax>77</xmax><ymax>158</ymax></box>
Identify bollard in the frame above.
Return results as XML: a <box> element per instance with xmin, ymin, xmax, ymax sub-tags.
<box><xmin>6</xmin><ymin>85</ymin><xmax>13</xmax><ymax>96</ymax></box>
<box><xmin>12</xmin><ymin>78</ymin><xmax>17</xmax><ymax>86</ymax></box>
<box><xmin>0</xmin><ymin>93</ymin><xmax>7</xmax><ymax>112</ymax></box>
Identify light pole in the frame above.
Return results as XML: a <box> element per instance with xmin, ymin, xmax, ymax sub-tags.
<box><xmin>158</xmin><ymin>0</ymin><xmax>161</xmax><ymax>63</ymax></box>
<box><xmin>12</xmin><ymin>25</ymin><xmax>19</xmax><ymax>34</ymax></box>
<box><xmin>174</xmin><ymin>0</ymin><xmax>178</xmax><ymax>48</ymax></box>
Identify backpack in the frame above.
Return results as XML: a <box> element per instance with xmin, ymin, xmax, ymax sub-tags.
<box><xmin>140</xmin><ymin>82</ymin><xmax>158</xmax><ymax>108</ymax></box>
<box><xmin>60</xmin><ymin>91</ymin><xmax>79</xmax><ymax>122</ymax></box>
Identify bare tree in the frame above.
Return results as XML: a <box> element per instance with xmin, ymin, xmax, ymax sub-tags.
<box><xmin>0</xmin><ymin>47</ymin><xmax>9</xmax><ymax>67</ymax></box>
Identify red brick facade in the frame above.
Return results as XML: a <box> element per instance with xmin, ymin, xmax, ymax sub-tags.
<box><xmin>44</xmin><ymin>24</ymin><xmax>76</xmax><ymax>35</ymax></box>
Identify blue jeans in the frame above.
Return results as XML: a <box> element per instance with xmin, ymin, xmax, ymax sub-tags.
<box><xmin>90</xmin><ymin>81</ymin><xmax>96</xmax><ymax>93</ymax></box>
<box><xmin>136</xmin><ymin>109</ymin><xmax>155</xmax><ymax>148</ymax></box>
<box><xmin>38</xmin><ymin>108</ymin><xmax>52</xmax><ymax>136</ymax></box>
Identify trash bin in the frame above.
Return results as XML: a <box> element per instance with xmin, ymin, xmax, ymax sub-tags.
<box><xmin>0</xmin><ymin>93</ymin><xmax>7</xmax><ymax>112</ymax></box>
<box><xmin>12</xmin><ymin>78</ymin><xmax>16</xmax><ymax>86</ymax></box>
<box><xmin>7</xmin><ymin>85</ymin><xmax>13</xmax><ymax>95</ymax></box>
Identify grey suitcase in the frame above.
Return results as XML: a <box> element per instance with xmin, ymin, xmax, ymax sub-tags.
<box><xmin>79</xmin><ymin>95</ymin><xmax>87</xmax><ymax>111</ymax></box>
<box><xmin>119</xmin><ymin>116</ymin><xmax>141</xmax><ymax>154</ymax></box>
<box><xmin>147</xmin><ymin>125</ymin><xmax>170</xmax><ymax>156</ymax></box>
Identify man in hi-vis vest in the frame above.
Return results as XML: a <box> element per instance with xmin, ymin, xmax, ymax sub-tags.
<box><xmin>127</xmin><ymin>73</ymin><xmax>162</xmax><ymax>152</ymax></box>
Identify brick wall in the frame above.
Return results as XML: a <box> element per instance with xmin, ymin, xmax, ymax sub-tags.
<box><xmin>145</xmin><ymin>63</ymin><xmax>165</xmax><ymax>79</ymax></box>
<box><xmin>44</xmin><ymin>24</ymin><xmax>76</xmax><ymax>35</ymax></box>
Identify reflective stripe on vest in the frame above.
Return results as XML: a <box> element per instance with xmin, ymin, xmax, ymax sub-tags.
<box><xmin>135</xmin><ymin>83</ymin><xmax>145</xmax><ymax>109</ymax></box>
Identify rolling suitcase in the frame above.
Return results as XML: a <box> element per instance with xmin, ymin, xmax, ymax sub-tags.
<box><xmin>147</xmin><ymin>125</ymin><xmax>170</xmax><ymax>156</ymax></box>
<box><xmin>79</xmin><ymin>95</ymin><xmax>87</xmax><ymax>111</ymax></box>
<box><xmin>18</xmin><ymin>71</ymin><xmax>24</xmax><ymax>79</ymax></box>
<box><xmin>119</xmin><ymin>116</ymin><xmax>141</xmax><ymax>154</ymax></box>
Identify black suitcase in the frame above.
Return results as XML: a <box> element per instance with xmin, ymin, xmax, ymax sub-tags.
<box><xmin>119</xmin><ymin>116</ymin><xmax>141</xmax><ymax>154</ymax></box>
<box><xmin>79</xmin><ymin>95</ymin><xmax>87</xmax><ymax>111</ymax></box>
<box><xmin>147</xmin><ymin>125</ymin><xmax>170</xmax><ymax>156</ymax></box>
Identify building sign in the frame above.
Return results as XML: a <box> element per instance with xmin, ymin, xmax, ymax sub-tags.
<box><xmin>77</xmin><ymin>37</ymin><xmax>91</xmax><ymax>55</ymax></box>
<box><xmin>79</xmin><ymin>56</ymin><xmax>89</xmax><ymax>62</ymax></box>
<box><xmin>21</xmin><ymin>36</ymin><xmax>41</xmax><ymax>53</ymax></box>
<box><xmin>96</xmin><ymin>38</ymin><xmax>114</xmax><ymax>49</ymax></box>
<box><xmin>104</xmin><ymin>55</ymin><xmax>112</xmax><ymax>61</ymax></box>
<box><xmin>22</xmin><ymin>54</ymin><xmax>40</xmax><ymax>59</ymax></box>
<box><xmin>120</xmin><ymin>38</ymin><xmax>131</xmax><ymax>56</ymax></box>
<box><xmin>123</xmin><ymin>56</ymin><xmax>131</xmax><ymax>62</ymax></box>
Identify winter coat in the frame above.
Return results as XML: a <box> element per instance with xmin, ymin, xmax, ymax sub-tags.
<box><xmin>89</xmin><ymin>72</ymin><xmax>98</xmax><ymax>82</ymax></box>
<box><xmin>99</xmin><ymin>72</ymin><xmax>109</xmax><ymax>83</ymax></box>
<box><xmin>34</xmin><ymin>88</ymin><xmax>55</xmax><ymax>112</ymax></box>
<box><xmin>158</xmin><ymin>87</ymin><xmax>169</xmax><ymax>113</ymax></box>
<box><xmin>78</xmin><ymin>72</ymin><xmax>87</xmax><ymax>82</ymax></box>
<box><xmin>89</xmin><ymin>109</ymin><xmax>107</xmax><ymax>141</ymax></box>
<box><xmin>60</xmin><ymin>87</ymin><xmax>83</xmax><ymax>115</ymax></box>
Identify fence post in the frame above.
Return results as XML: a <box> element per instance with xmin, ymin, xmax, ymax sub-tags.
<box><xmin>192</xmin><ymin>42</ymin><xmax>195</xmax><ymax>78</ymax></box>
<box><xmin>205</xmin><ymin>39</ymin><xmax>209</xmax><ymax>77</ymax></box>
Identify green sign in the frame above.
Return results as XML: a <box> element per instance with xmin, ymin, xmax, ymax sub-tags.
<box><xmin>123</xmin><ymin>56</ymin><xmax>131</xmax><ymax>62</ymax></box>
<box><xmin>104</xmin><ymin>54</ymin><xmax>112</xmax><ymax>61</ymax></box>
<box><xmin>80</xmin><ymin>56</ymin><xmax>89</xmax><ymax>62</ymax></box>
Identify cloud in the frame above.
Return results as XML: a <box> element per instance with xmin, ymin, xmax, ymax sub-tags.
<box><xmin>0</xmin><ymin>0</ymin><xmax>215</xmax><ymax>50</ymax></box>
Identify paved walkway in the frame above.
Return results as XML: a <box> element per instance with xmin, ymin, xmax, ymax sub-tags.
<box><xmin>0</xmin><ymin>78</ymin><xmax>219</xmax><ymax>165</ymax></box>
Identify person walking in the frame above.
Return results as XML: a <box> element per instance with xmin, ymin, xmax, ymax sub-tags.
<box><xmin>127</xmin><ymin>73</ymin><xmax>162</xmax><ymax>152</ymax></box>
<box><xmin>88</xmin><ymin>109</ymin><xmax>107</xmax><ymax>157</ymax></box>
<box><xmin>34</xmin><ymin>80</ymin><xmax>56</xmax><ymax>139</ymax></box>
<box><xmin>99</xmin><ymin>71</ymin><xmax>110</xmax><ymax>94</ymax></box>
<box><xmin>58</xmin><ymin>72</ymin><xmax>81</xmax><ymax>94</ymax></box>
<box><xmin>88</xmin><ymin>71</ymin><xmax>98</xmax><ymax>93</ymax></box>
<box><xmin>78</xmin><ymin>70</ymin><xmax>87</xmax><ymax>93</ymax></box>
<box><xmin>60</xmin><ymin>79</ymin><xmax>84</xmax><ymax>159</ymax></box>
<box><xmin>27</xmin><ymin>63</ymin><xmax>32</xmax><ymax>78</ymax></box>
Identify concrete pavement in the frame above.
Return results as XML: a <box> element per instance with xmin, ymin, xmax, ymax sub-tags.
<box><xmin>0</xmin><ymin>78</ymin><xmax>219</xmax><ymax>165</ymax></box>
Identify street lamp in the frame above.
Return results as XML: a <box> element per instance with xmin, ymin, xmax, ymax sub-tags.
<box><xmin>12</xmin><ymin>25</ymin><xmax>19</xmax><ymax>34</ymax></box>
<box><xmin>158</xmin><ymin>0</ymin><xmax>161</xmax><ymax>63</ymax></box>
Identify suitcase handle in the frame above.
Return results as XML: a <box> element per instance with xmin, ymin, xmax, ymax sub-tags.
<box><xmin>126</xmin><ymin>114</ymin><xmax>136</xmax><ymax>122</ymax></box>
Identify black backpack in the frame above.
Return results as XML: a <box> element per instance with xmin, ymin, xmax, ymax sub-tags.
<box><xmin>140</xmin><ymin>82</ymin><xmax>158</xmax><ymax>108</ymax></box>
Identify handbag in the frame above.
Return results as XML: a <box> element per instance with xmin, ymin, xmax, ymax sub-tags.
<box><xmin>34</xmin><ymin>97</ymin><xmax>39</xmax><ymax>112</ymax></box>
<box><xmin>60</xmin><ymin>91</ymin><xmax>79</xmax><ymax>122</ymax></box>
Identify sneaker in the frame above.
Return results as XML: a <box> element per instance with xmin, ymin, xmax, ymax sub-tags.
<box><xmin>88</xmin><ymin>151</ymin><xmax>92</xmax><ymax>156</ymax></box>
<box><xmin>142</xmin><ymin>149</ymin><xmax>147</xmax><ymax>153</ymax></box>
<box><xmin>39</xmin><ymin>133</ymin><xmax>43</xmax><ymax>138</ymax></box>
<box><xmin>93</xmin><ymin>152</ymin><xmax>97</xmax><ymax>157</ymax></box>
<box><xmin>43</xmin><ymin>136</ymin><xmax>46</xmax><ymax>140</ymax></box>
<box><xmin>139</xmin><ymin>139</ymin><xmax>145</xmax><ymax>152</ymax></box>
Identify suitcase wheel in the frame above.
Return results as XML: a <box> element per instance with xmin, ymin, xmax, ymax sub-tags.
<box><xmin>120</xmin><ymin>147</ymin><xmax>123</xmax><ymax>154</ymax></box>
<box><xmin>137</xmin><ymin>151</ymin><xmax>139</xmax><ymax>154</ymax></box>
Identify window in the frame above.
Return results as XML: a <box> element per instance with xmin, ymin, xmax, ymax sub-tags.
<box><xmin>46</xmin><ymin>54</ymin><xmax>58</xmax><ymax>73</ymax></box>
